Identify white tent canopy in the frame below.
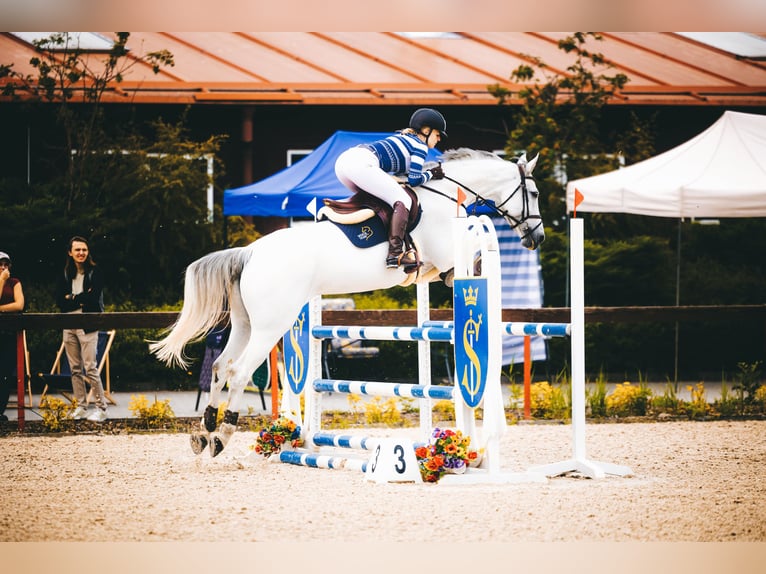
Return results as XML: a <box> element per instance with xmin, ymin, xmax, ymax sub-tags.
<box><xmin>565</xmin><ymin>111</ymin><xmax>766</xmax><ymax>218</ymax></box>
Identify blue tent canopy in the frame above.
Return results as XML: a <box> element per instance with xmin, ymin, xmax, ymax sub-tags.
<box><xmin>224</xmin><ymin>131</ymin><xmax>443</xmax><ymax>217</ymax></box>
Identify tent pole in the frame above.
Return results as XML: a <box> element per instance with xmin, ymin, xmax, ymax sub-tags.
<box><xmin>674</xmin><ymin>217</ymin><xmax>682</xmax><ymax>390</ymax></box>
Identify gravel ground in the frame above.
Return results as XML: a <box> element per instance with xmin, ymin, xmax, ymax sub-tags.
<box><xmin>1</xmin><ymin>420</ymin><xmax>764</xmax><ymax>545</ymax></box>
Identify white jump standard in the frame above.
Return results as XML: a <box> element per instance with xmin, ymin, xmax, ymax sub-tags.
<box><xmin>279</xmin><ymin>215</ymin><xmax>554</xmax><ymax>484</ymax></box>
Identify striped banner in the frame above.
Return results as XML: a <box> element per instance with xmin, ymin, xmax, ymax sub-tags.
<box><xmin>493</xmin><ymin>216</ymin><xmax>547</xmax><ymax>365</ymax></box>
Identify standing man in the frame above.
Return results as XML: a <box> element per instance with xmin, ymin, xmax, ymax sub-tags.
<box><xmin>55</xmin><ymin>236</ymin><xmax>108</xmax><ymax>422</ymax></box>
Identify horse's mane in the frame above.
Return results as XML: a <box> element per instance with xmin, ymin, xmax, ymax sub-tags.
<box><xmin>440</xmin><ymin>148</ymin><xmax>504</xmax><ymax>162</ymax></box>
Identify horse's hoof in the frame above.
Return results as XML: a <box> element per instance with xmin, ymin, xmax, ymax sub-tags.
<box><xmin>190</xmin><ymin>433</ymin><xmax>209</xmax><ymax>455</ymax></box>
<box><xmin>210</xmin><ymin>434</ymin><xmax>225</xmax><ymax>457</ymax></box>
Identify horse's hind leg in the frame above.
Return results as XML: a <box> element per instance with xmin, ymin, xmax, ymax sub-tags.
<box><xmin>190</xmin><ymin>356</ymin><xmax>231</xmax><ymax>454</ymax></box>
<box><xmin>190</xmin><ymin>285</ymin><xmax>250</xmax><ymax>454</ymax></box>
<box><xmin>208</xmin><ymin>337</ymin><xmax>274</xmax><ymax>457</ymax></box>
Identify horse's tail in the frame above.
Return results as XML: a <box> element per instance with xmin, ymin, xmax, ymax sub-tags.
<box><xmin>148</xmin><ymin>246</ymin><xmax>252</xmax><ymax>369</ymax></box>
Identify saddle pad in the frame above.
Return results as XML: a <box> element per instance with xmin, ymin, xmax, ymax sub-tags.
<box><xmin>329</xmin><ymin>217</ymin><xmax>387</xmax><ymax>248</ymax></box>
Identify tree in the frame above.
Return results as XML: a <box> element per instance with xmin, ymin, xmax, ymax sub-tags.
<box><xmin>0</xmin><ymin>32</ymin><xmax>174</xmax><ymax>212</ymax></box>
<box><xmin>489</xmin><ymin>32</ymin><xmax>655</xmax><ymax>228</ymax></box>
<box><xmin>0</xmin><ymin>33</ymin><xmax>233</xmax><ymax>307</ymax></box>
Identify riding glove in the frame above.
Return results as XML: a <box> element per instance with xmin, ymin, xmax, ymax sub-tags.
<box><xmin>429</xmin><ymin>164</ymin><xmax>445</xmax><ymax>180</ymax></box>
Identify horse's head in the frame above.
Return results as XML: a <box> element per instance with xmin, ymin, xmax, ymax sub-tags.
<box><xmin>508</xmin><ymin>153</ymin><xmax>545</xmax><ymax>250</ymax></box>
<box><xmin>439</xmin><ymin>150</ymin><xmax>545</xmax><ymax>250</ymax></box>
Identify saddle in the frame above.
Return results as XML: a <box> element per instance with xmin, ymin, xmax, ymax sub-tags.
<box><xmin>318</xmin><ymin>187</ymin><xmax>421</xmax><ymax>258</ymax></box>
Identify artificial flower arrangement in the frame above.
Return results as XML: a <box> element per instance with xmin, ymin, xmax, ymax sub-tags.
<box><xmin>251</xmin><ymin>416</ymin><xmax>304</xmax><ymax>458</ymax></box>
<box><xmin>415</xmin><ymin>427</ymin><xmax>480</xmax><ymax>483</ymax></box>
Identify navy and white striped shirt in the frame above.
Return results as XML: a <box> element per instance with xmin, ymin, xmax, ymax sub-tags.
<box><xmin>366</xmin><ymin>132</ymin><xmax>433</xmax><ymax>187</ymax></box>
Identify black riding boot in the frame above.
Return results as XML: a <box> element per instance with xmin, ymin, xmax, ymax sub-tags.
<box><xmin>386</xmin><ymin>201</ymin><xmax>418</xmax><ymax>269</ymax></box>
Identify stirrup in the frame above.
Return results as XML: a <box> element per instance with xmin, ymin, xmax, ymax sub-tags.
<box><xmin>386</xmin><ymin>249</ymin><xmax>419</xmax><ymax>269</ymax></box>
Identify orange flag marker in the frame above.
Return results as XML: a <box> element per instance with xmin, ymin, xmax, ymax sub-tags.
<box><xmin>456</xmin><ymin>187</ymin><xmax>467</xmax><ymax>216</ymax></box>
<box><xmin>573</xmin><ymin>188</ymin><xmax>584</xmax><ymax>218</ymax></box>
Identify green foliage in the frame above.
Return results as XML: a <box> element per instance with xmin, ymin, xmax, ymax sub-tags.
<box><xmin>0</xmin><ymin>33</ymin><xmax>226</xmax><ymax>309</ymax></box>
<box><xmin>1</xmin><ymin>33</ymin><xmax>174</xmax><ymax>214</ymax></box>
<box><xmin>351</xmin><ymin>287</ymin><xmax>415</xmax><ymax>309</ymax></box>
<box><xmin>489</xmin><ymin>33</ymin><xmax>652</xmax><ymax>227</ymax></box>
<box><xmin>586</xmin><ymin>372</ymin><xmax>608</xmax><ymax>418</ymax></box>
<box><xmin>733</xmin><ymin>361</ymin><xmax>763</xmax><ymax>404</ymax></box>
<box><xmin>584</xmin><ymin>236</ymin><xmax>675</xmax><ymax>306</ymax></box>
<box><xmin>652</xmin><ymin>382</ymin><xmax>682</xmax><ymax>414</ymax></box>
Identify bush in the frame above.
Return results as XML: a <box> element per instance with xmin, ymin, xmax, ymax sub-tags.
<box><xmin>606</xmin><ymin>382</ymin><xmax>652</xmax><ymax>417</ymax></box>
<box><xmin>586</xmin><ymin>374</ymin><xmax>608</xmax><ymax>418</ymax></box>
<box><xmin>530</xmin><ymin>381</ymin><xmax>569</xmax><ymax>420</ymax></box>
<box><xmin>652</xmin><ymin>382</ymin><xmax>682</xmax><ymax>414</ymax></box>
<box><xmin>39</xmin><ymin>396</ymin><xmax>73</xmax><ymax>432</ymax></box>
<box><xmin>128</xmin><ymin>394</ymin><xmax>176</xmax><ymax>428</ymax></box>
<box><xmin>683</xmin><ymin>382</ymin><xmax>711</xmax><ymax>420</ymax></box>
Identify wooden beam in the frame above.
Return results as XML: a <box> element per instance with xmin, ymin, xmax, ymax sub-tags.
<box><xmin>1</xmin><ymin>305</ymin><xmax>764</xmax><ymax>331</ymax></box>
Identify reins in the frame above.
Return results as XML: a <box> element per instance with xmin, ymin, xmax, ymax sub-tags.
<box><xmin>420</xmin><ymin>162</ymin><xmax>543</xmax><ymax>242</ymax></box>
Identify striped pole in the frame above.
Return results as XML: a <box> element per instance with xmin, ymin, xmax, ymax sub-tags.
<box><xmin>278</xmin><ymin>450</ymin><xmax>368</xmax><ymax>472</ymax></box>
<box><xmin>309</xmin><ymin>432</ymin><xmax>379</xmax><ymax>450</ymax></box>
<box><xmin>311</xmin><ymin>325</ymin><xmax>454</xmax><ymax>342</ymax></box>
<box><xmin>312</xmin><ymin>379</ymin><xmax>454</xmax><ymax>400</ymax></box>
<box><xmin>423</xmin><ymin>320</ymin><xmax>571</xmax><ymax>338</ymax></box>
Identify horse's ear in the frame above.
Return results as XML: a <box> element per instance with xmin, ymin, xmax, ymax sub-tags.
<box><xmin>518</xmin><ymin>152</ymin><xmax>528</xmax><ymax>166</ymax></box>
<box><xmin>526</xmin><ymin>153</ymin><xmax>539</xmax><ymax>174</ymax></box>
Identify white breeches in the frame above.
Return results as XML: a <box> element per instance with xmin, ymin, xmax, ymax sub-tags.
<box><xmin>334</xmin><ymin>147</ymin><xmax>412</xmax><ymax>210</ymax></box>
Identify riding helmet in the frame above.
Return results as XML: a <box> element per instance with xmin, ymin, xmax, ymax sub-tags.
<box><xmin>409</xmin><ymin>108</ymin><xmax>448</xmax><ymax>137</ymax></box>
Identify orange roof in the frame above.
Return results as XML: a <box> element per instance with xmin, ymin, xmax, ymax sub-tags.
<box><xmin>2</xmin><ymin>32</ymin><xmax>765</xmax><ymax>107</ymax></box>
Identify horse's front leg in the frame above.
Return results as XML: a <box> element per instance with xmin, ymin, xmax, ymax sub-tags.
<box><xmin>208</xmin><ymin>373</ymin><xmax>248</xmax><ymax>457</ymax></box>
<box><xmin>190</xmin><ymin>365</ymin><xmax>227</xmax><ymax>455</ymax></box>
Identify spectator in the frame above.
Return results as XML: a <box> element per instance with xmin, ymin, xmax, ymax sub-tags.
<box><xmin>55</xmin><ymin>236</ymin><xmax>108</xmax><ymax>422</ymax></box>
<box><xmin>0</xmin><ymin>251</ymin><xmax>25</xmax><ymax>422</ymax></box>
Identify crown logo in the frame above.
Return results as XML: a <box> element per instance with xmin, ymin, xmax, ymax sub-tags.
<box><xmin>463</xmin><ymin>285</ymin><xmax>479</xmax><ymax>306</ymax></box>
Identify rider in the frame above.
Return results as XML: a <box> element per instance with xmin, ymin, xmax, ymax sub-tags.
<box><xmin>334</xmin><ymin>108</ymin><xmax>447</xmax><ymax>269</ymax></box>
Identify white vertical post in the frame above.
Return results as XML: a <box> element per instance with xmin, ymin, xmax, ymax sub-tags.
<box><xmin>570</xmin><ymin>218</ymin><xmax>587</xmax><ymax>460</ymax></box>
<box><xmin>441</xmin><ymin>215</ymin><xmax>546</xmax><ymax>484</ymax></box>
<box><xmin>528</xmin><ymin>217</ymin><xmax>633</xmax><ymax>479</ymax></box>
<box><xmin>451</xmin><ymin>216</ymin><xmax>471</xmax><ymax>435</ymax></box>
<box><xmin>416</xmin><ymin>282</ymin><xmax>433</xmax><ymax>437</ymax></box>
<box><xmin>305</xmin><ymin>295</ymin><xmax>323</xmax><ymax>436</ymax></box>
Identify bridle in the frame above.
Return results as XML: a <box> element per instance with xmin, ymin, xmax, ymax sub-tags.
<box><xmin>421</xmin><ymin>162</ymin><xmax>544</xmax><ymax>243</ymax></box>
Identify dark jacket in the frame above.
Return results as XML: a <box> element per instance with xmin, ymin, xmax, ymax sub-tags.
<box><xmin>55</xmin><ymin>266</ymin><xmax>104</xmax><ymax>331</ymax></box>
